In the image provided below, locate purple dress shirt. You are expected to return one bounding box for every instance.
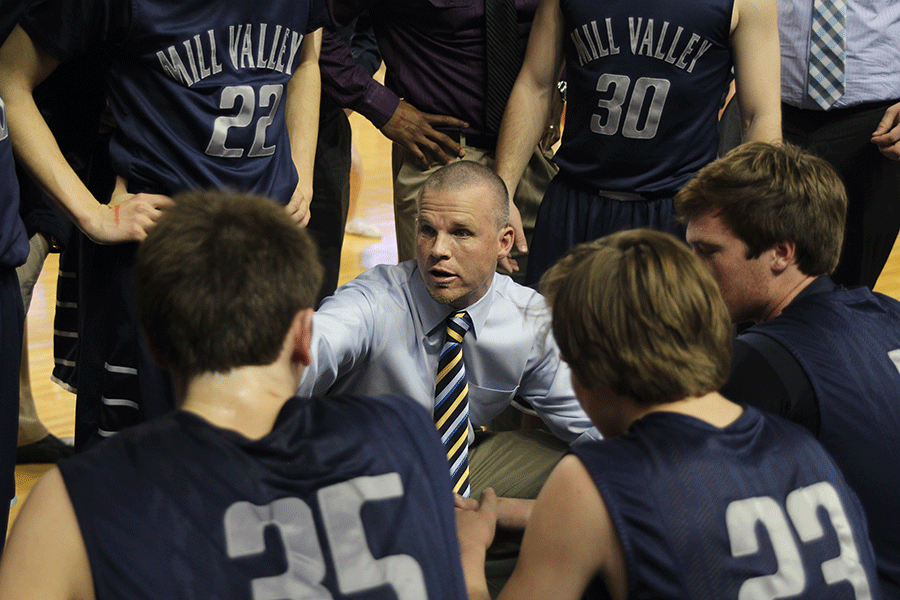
[320,0,538,135]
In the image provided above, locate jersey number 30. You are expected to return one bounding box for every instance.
[726,481,873,600]
[223,473,426,600]
[591,74,670,140]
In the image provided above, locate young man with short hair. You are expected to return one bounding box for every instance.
[0,191,467,600]
[677,141,900,597]
[457,229,880,600]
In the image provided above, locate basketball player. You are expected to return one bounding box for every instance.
[492,0,781,285]
[0,92,29,556]
[0,191,467,600]
[0,0,326,447]
[457,230,880,600]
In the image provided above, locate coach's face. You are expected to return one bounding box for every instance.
[686,211,774,324]
[416,184,514,309]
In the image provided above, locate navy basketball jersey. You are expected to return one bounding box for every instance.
[57,394,467,600]
[21,0,327,201]
[555,0,733,196]
[749,287,900,597]
[0,95,28,269]
[571,407,880,600]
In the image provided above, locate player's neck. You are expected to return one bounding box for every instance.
[639,391,743,429]
[178,363,299,440]
[760,268,816,322]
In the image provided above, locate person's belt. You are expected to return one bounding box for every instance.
[440,129,499,152]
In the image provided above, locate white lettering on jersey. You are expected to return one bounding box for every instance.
[726,482,873,600]
[570,18,712,72]
[223,473,427,600]
[155,24,306,87]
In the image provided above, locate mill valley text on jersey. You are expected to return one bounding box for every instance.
[570,18,713,73]
[156,24,306,87]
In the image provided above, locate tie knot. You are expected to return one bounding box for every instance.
[446,311,472,341]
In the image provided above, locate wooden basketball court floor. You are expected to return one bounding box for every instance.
[9,108,900,538]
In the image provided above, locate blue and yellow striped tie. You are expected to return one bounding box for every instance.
[434,311,473,498]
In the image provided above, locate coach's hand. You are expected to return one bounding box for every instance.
[872,102,900,161]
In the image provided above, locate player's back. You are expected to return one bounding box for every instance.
[748,285,900,596]
[57,393,466,600]
[571,405,880,600]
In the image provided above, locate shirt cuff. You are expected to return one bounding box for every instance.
[357,83,400,130]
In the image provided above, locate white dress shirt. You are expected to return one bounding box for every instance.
[298,261,597,444]
[779,0,900,109]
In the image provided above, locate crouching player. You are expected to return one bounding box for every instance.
[457,229,880,600]
[0,191,466,600]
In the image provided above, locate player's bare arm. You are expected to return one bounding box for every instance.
[285,27,322,227]
[0,26,171,244]
[493,0,565,267]
[0,468,95,600]
[730,0,782,144]
[458,455,624,600]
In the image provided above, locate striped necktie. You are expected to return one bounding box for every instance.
[434,311,473,498]
[808,0,846,110]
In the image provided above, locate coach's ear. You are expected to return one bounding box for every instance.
[290,308,314,367]
[497,224,515,261]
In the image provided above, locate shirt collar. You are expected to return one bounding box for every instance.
[408,262,496,340]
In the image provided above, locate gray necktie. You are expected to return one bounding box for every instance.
[807,0,847,109]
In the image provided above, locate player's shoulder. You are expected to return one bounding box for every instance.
[58,412,186,471]
[300,394,445,467]
[304,393,434,434]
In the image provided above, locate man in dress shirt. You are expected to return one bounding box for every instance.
[779,0,900,288]
[676,141,900,596]
[299,160,595,503]
[320,0,561,278]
